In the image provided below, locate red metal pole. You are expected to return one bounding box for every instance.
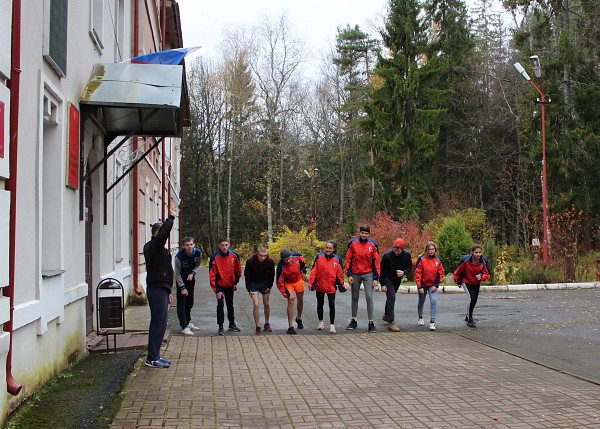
[528,79,549,265]
[5,0,23,396]
[312,176,318,239]
[132,0,141,295]
[540,91,549,265]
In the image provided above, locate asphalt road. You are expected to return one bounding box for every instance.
[171,267,599,384]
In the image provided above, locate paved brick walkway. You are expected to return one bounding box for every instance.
[111,331,600,428]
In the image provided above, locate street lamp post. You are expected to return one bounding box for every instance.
[514,56,550,265]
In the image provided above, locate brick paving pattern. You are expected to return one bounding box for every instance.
[111,332,600,428]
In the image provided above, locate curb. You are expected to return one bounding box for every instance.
[355,282,600,294]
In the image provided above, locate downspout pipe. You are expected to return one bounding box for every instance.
[161,0,167,249]
[132,0,141,295]
[5,0,23,395]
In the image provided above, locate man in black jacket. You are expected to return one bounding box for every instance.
[143,202,177,368]
[244,247,275,335]
[380,238,412,332]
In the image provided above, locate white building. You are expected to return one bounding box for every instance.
[0,0,185,423]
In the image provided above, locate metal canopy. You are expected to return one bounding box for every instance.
[78,62,186,222]
[80,62,184,138]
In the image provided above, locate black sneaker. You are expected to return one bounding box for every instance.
[467,320,477,328]
[465,315,469,322]
[263,323,272,332]
[217,325,224,336]
[296,318,304,329]
[228,323,241,332]
[346,319,357,330]
[382,314,389,323]
[368,321,378,333]
[255,326,262,335]
[287,326,297,335]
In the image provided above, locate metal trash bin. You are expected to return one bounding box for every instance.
[96,278,125,353]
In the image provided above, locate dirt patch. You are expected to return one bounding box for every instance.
[6,349,143,429]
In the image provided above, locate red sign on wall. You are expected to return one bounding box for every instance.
[67,103,80,189]
[0,101,5,158]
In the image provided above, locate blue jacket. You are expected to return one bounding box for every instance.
[175,248,202,290]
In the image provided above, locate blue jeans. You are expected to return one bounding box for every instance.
[147,286,170,361]
[351,273,374,321]
[417,287,438,322]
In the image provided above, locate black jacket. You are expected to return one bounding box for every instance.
[379,248,412,288]
[143,216,174,291]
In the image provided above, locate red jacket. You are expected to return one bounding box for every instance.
[454,257,490,285]
[308,253,345,294]
[415,255,444,288]
[209,250,242,293]
[345,237,381,278]
[276,253,306,297]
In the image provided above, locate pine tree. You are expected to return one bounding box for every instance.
[361,0,449,218]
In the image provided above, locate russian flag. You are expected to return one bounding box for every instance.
[129,47,201,65]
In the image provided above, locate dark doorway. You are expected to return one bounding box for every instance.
[85,177,94,334]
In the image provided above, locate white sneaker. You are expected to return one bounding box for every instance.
[317,321,324,330]
[429,322,436,331]
[187,322,200,331]
[418,318,425,326]
[329,324,336,334]
[181,327,194,336]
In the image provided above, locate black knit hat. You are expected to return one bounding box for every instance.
[280,248,293,259]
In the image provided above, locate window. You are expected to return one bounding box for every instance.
[114,160,122,262]
[153,187,158,223]
[43,0,68,77]
[145,179,150,242]
[115,0,125,61]
[41,83,64,274]
[90,0,104,50]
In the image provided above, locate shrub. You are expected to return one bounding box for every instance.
[425,208,494,245]
[356,211,432,256]
[269,226,327,265]
[507,262,561,284]
[575,251,600,282]
[232,242,254,262]
[493,244,520,284]
[435,217,473,273]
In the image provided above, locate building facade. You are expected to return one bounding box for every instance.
[0,0,184,422]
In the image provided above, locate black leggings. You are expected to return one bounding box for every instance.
[463,283,480,321]
[316,291,336,324]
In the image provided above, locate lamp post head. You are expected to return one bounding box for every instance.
[529,55,542,78]
[513,62,531,81]
[314,167,319,177]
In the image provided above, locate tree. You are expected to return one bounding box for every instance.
[249,15,305,242]
[361,0,449,218]
[334,25,380,202]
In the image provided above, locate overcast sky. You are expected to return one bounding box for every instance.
[177,0,389,67]
[177,0,512,72]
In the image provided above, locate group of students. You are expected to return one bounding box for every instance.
[141,205,490,369]
[206,224,491,337]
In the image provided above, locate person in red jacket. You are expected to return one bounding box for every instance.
[415,241,444,331]
[276,248,308,334]
[345,225,381,333]
[209,238,242,336]
[308,240,346,334]
[454,244,490,328]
